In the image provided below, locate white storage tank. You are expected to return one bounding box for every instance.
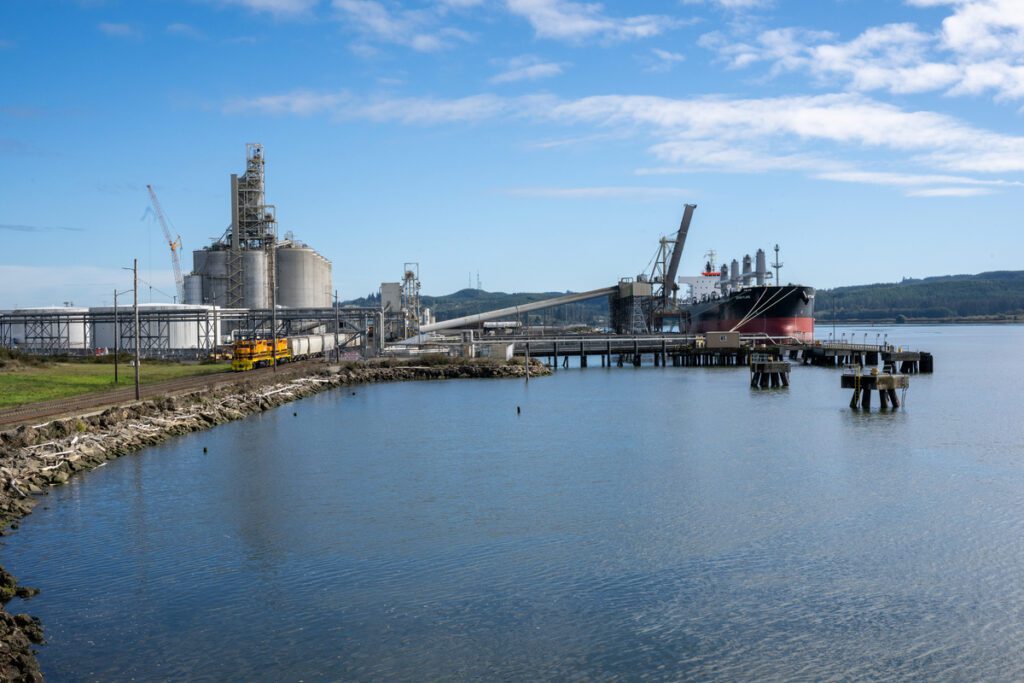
[243,250,269,309]
[11,307,90,350]
[277,243,332,308]
[90,304,220,352]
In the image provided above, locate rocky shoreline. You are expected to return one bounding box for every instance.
[0,359,548,681]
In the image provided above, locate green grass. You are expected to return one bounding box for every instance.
[0,362,230,409]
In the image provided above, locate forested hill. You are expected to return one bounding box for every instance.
[820,271,1024,322]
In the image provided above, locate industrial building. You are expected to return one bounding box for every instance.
[183,144,332,309]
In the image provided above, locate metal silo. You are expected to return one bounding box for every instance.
[200,250,229,307]
[184,275,203,305]
[276,244,331,308]
[243,250,269,309]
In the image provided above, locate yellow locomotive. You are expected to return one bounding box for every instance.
[231,338,291,371]
[230,333,335,371]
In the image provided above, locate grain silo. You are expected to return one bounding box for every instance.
[183,144,333,309]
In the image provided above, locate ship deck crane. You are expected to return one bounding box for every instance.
[146,185,185,303]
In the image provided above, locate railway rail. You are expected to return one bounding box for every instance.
[0,361,325,430]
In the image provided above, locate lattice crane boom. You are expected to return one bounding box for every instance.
[146,184,185,303]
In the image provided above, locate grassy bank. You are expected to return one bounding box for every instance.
[0,361,230,409]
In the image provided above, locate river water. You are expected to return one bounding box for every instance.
[5,325,1024,681]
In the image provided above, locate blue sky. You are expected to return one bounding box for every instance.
[2,0,1022,307]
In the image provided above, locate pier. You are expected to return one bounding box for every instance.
[486,335,933,376]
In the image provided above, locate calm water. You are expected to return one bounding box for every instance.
[5,325,1024,681]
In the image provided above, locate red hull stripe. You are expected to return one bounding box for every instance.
[692,317,814,340]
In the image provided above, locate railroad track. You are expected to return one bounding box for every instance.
[0,361,327,429]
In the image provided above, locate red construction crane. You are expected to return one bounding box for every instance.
[146,185,185,303]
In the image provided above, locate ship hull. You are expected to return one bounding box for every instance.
[682,285,815,341]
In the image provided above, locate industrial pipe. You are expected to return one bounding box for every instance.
[418,286,618,334]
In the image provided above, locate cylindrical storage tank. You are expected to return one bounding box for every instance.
[730,259,740,288]
[277,245,331,308]
[184,275,203,305]
[13,308,90,350]
[742,255,753,286]
[323,256,334,306]
[7,317,25,346]
[755,249,767,286]
[200,250,228,308]
[90,304,217,352]
[243,250,269,309]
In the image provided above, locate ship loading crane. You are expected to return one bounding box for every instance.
[660,203,696,307]
[146,185,185,303]
[638,203,695,332]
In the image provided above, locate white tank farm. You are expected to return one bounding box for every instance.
[9,307,90,349]
[276,243,332,308]
[90,304,221,350]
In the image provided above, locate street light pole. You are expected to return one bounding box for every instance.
[271,246,278,372]
[113,289,119,384]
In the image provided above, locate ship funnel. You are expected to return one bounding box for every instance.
[742,254,753,287]
[719,263,730,295]
[730,259,740,289]
[755,249,767,286]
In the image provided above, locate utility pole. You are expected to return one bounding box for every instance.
[271,244,278,372]
[113,289,119,384]
[334,289,340,363]
[133,258,141,400]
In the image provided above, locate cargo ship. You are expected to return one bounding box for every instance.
[676,249,815,341]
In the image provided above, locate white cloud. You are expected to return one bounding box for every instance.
[907,186,995,196]
[167,23,205,40]
[98,22,142,39]
[816,170,1022,187]
[504,186,691,198]
[490,55,566,84]
[212,0,319,16]
[643,47,686,72]
[225,89,509,123]
[712,0,772,8]
[505,0,684,42]
[224,89,352,115]
[702,1,1024,100]
[333,0,474,52]
[225,89,1024,184]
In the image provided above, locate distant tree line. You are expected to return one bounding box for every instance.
[818,271,1024,321]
